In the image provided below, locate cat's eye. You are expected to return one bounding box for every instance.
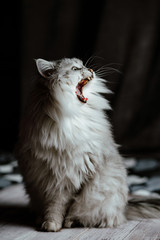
[72,66,82,71]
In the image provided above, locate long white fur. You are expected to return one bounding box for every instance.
[17,57,159,232]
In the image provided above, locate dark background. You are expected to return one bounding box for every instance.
[1,0,160,158]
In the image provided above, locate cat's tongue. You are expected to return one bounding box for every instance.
[75,78,90,103]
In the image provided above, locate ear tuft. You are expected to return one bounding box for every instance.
[35,58,55,78]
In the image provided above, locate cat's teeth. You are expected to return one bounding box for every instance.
[87,75,93,81]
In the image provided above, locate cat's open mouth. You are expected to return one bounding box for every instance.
[75,71,93,103]
[75,77,92,103]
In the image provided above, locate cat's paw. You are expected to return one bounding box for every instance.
[64,219,73,228]
[41,220,62,232]
[106,214,126,228]
[97,212,126,228]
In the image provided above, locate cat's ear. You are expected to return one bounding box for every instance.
[35,58,55,78]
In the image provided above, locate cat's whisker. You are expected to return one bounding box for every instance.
[96,69,114,74]
[96,70,116,75]
[96,63,121,70]
[95,68,122,78]
[87,64,98,71]
[96,66,121,75]
[85,55,105,68]
[85,56,95,67]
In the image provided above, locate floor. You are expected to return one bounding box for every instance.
[0,184,160,240]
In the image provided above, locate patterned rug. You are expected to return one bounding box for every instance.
[0,153,22,189]
[125,158,160,196]
[0,152,160,196]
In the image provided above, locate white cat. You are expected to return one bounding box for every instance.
[16,57,160,232]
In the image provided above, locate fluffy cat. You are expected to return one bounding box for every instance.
[16,57,160,232]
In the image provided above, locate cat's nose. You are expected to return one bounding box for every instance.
[88,68,93,73]
[88,68,93,80]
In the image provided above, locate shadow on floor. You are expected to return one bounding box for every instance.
[0,204,34,227]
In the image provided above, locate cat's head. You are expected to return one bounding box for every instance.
[36,58,94,104]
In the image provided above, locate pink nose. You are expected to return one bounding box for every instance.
[88,68,93,73]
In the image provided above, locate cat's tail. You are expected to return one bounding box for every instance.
[125,196,160,220]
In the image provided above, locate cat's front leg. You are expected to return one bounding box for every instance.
[65,154,128,228]
[41,192,71,232]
